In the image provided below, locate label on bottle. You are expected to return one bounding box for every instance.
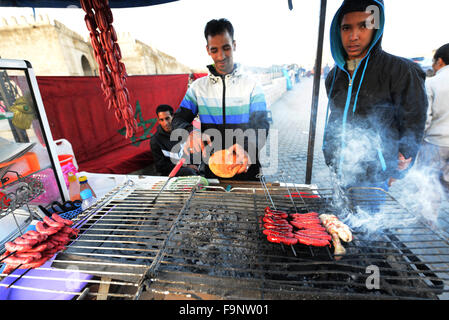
[80,188,93,200]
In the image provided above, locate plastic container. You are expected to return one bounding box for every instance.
[79,176,97,211]
[68,172,81,201]
[58,154,78,188]
[54,139,78,169]
[0,152,40,186]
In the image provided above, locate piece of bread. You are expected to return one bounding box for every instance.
[208,149,245,178]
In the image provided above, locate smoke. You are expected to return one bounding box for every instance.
[325,124,446,235]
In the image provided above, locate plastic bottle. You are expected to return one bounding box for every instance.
[68,172,81,201]
[79,176,97,210]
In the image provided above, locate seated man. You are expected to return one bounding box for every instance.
[150,104,199,176]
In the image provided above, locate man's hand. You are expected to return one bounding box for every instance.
[227,144,250,174]
[183,131,211,158]
[388,152,412,187]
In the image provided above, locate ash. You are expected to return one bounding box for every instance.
[164,205,260,279]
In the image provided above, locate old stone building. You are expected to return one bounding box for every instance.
[117,32,192,75]
[0,14,196,76]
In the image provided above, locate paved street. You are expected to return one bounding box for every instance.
[262,76,331,187]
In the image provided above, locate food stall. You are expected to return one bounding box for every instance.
[0,0,449,301]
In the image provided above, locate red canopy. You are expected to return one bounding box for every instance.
[38,74,189,174]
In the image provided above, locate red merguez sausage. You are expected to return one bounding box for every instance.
[267,234,298,246]
[49,233,71,244]
[36,221,59,235]
[22,231,47,242]
[294,234,330,247]
[15,251,42,261]
[290,212,319,219]
[262,216,289,225]
[43,216,65,229]
[19,255,50,270]
[52,213,74,226]
[291,217,321,223]
[20,242,50,253]
[263,229,295,238]
[290,220,325,230]
[295,231,332,241]
[13,236,38,247]
[5,241,33,252]
[264,207,288,219]
[264,223,293,231]
[2,254,35,265]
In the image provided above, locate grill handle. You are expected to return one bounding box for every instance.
[169,157,186,178]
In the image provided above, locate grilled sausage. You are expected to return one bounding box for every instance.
[262,216,290,225]
[290,212,319,219]
[52,213,74,226]
[290,221,326,231]
[36,221,60,235]
[20,242,50,253]
[267,234,298,246]
[13,236,39,247]
[5,241,33,252]
[264,207,289,219]
[263,223,293,231]
[22,230,47,242]
[2,254,35,265]
[295,231,332,241]
[263,229,296,238]
[14,251,42,261]
[294,234,330,247]
[43,216,65,229]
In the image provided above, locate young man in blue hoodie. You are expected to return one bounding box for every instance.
[323,0,428,211]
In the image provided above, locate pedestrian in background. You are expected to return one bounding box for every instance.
[414,43,449,220]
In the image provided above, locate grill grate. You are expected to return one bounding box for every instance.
[142,186,449,300]
[3,178,449,300]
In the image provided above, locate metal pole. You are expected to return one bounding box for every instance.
[305,0,327,184]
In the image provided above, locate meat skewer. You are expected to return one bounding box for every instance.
[319,214,353,259]
[331,233,346,260]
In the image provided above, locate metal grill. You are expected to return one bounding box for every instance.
[144,184,449,300]
[2,177,449,300]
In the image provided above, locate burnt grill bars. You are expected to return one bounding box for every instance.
[1,176,449,300]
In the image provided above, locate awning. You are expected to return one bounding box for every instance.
[0,0,178,8]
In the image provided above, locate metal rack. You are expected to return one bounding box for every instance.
[2,176,449,300]
[0,170,44,225]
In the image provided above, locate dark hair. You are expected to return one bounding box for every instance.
[338,0,380,25]
[434,43,449,65]
[156,104,173,116]
[204,18,234,41]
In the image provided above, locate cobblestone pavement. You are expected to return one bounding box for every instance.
[262,76,331,187]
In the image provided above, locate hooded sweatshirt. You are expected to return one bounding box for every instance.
[323,0,428,185]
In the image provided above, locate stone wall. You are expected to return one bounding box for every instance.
[117,32,192,75]
[0,15,96,76]
[0,15,193,76]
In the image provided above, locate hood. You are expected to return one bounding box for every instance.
[330,0,385,71]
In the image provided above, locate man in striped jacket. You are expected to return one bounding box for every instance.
[172,18,270,181]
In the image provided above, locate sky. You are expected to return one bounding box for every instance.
[0,0,448,70]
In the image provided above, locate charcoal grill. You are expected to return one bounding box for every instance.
[2,176,449,300]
